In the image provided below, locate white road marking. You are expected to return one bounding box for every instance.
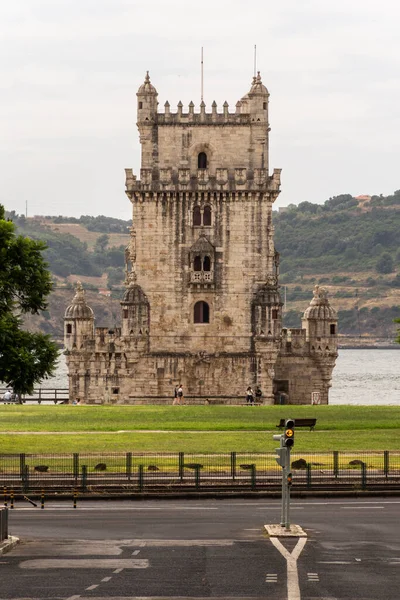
[340,506,384,509]
[132,550,140,555]
[270,536,307,600]
[113,568,124,573]
[101,577,112,582]
[19,559,148,569]
[318,561,352,564]
[126,539,234,546]
[265,573,278,582]
[86,585,99,591]
[307,572,319,582]
[66,596,81,600]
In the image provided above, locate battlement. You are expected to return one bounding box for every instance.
[125,167,281,195]
[153,100,266,126]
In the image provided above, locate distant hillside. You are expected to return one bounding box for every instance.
[6,192,400,345]
[274,192,400,343]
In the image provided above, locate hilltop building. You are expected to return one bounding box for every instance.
[64,72,338,405]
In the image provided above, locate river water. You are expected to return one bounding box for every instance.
[44,349,400,406]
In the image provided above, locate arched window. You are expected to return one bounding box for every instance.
[66,324,72,334]
[203,205,211,226]
[194,256,202,271]
[198,152,207,169]
[193,205,201,226]
[194,301,210,324]
[203,256,211,271]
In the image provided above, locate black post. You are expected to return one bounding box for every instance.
[73,453,79,482]
[384,450,389,478]
[361,462,367,490]
[306,463,312,488]
[179,452,184,481]
[23,465,29,493]
[333,451,339,478]
[231,452,236,481]
[19,453,26,479]
[82,465,87,493]
[250,464,256,490]
[126,452,132,482]
[195,465,201,489]
[138,464,144,492]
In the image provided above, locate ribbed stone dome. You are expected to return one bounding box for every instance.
[303,286,337,320]
[121,283,148,305]
[64,282,94,320]
[137,71,157,95]
[254,281,282,306]
[249,72,269,96]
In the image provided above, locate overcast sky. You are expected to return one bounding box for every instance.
[1,0,399,219]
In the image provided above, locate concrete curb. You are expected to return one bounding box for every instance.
[0,536,20,555]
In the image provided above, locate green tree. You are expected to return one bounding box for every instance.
[376,253,394,274]
[0,205,59,395]
[94,233,109,253]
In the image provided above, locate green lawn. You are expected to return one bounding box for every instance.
[0,405,398,452]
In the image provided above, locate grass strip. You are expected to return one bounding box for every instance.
[0,405,400,433]
[0,430,397,453]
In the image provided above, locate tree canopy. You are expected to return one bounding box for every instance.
[0,205,59,395]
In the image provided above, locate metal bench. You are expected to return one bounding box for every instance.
[276,418,317,431]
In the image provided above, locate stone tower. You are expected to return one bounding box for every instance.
[124,71,283,402]
[64,72,338,405]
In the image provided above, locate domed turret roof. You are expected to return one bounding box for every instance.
[64,282,94,320]
[253,279,282,306]
[121,283,149,305]
[137,71,158,95]
[249,71,269,96]
[303,286,337,320]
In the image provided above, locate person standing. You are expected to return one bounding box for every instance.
[177,384,184,405]
[246,386,254,405]
[255,386,262,404]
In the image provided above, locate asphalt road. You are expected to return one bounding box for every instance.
[1,496,400,600]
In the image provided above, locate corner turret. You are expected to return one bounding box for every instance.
[302,286,338,348]
[64,282,94,351]
[240,71,269,122]
[137,71,158,124]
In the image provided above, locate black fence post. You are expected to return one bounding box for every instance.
[138,465,144,492]
[231,452,236,481]
[250,464,256,490]
[333,451,339,478]
[23,465,29,493]
[19,453,26,479]
[126,452,132,482]
[361,462,367,490]
[307,463,312,488]
[73,453,79,483]
[179,452,184,481]
[195,465,201,489]
[81,465,87,493]
[384,450,389,478]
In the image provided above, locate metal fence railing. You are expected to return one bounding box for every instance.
[1,451,399,494]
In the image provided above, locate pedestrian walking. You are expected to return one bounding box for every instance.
[177,384,184,405]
